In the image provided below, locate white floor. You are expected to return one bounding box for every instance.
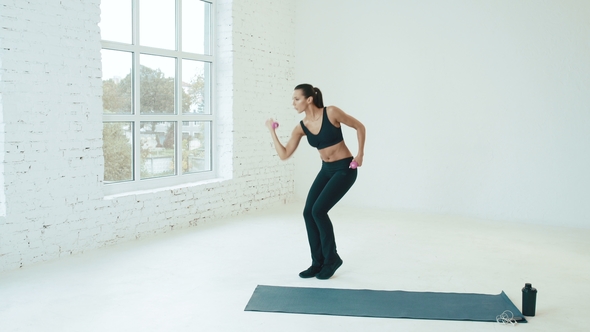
[1,203,589,332]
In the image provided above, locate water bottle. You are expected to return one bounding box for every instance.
[522,283,537,316]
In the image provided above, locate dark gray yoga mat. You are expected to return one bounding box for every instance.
[245,285,527,323]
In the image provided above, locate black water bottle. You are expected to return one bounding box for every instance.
[522,283,537,316]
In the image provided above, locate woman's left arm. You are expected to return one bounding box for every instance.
[329,106,366,166]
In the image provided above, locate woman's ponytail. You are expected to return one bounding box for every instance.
[313,87,324,108]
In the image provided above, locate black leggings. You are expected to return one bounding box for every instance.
[303,157,357,267]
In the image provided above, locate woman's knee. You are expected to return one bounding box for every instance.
[311,204,328,220]
[303,205,314,220]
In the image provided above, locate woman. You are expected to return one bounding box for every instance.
[266,84,366,280]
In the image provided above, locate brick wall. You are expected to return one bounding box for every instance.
[0,0,297,272]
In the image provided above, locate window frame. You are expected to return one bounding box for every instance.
[100,0,217,195]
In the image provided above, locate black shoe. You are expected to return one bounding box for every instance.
[316,257,343,280]
[299,265,322,278]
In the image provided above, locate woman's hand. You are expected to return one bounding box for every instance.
[265,118,276,131]
[353,155,364,167]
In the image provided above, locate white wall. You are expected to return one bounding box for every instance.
[0,0,297,272]
[294,0,590,227]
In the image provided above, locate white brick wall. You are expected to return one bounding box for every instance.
[0,0,297,272]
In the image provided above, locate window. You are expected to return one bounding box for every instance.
[99,0,215,194]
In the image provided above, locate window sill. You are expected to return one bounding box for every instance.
[103,176,229,200]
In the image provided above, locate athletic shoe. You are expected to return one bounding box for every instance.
[316,257,343,280]
[299,265,322,278]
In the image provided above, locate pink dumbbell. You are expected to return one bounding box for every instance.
[349,161,358,169]
[272,122,279,129]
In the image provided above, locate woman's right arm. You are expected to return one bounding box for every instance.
[266,118,304,160]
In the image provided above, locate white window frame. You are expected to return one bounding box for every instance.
[101,0,217,195]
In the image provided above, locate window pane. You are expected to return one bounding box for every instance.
[140,54,176,114]
[182,0,211,54]
[140,122,176,179]
[102,50,133,114]
[103,122,134,183]
[140,0,175,50]
[182,121,211,173]
[182,60,210,114]
[99,0,132,44]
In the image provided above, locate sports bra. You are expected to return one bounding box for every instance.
[300,107,344,149]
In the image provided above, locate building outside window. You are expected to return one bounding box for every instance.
[99,0,215,194]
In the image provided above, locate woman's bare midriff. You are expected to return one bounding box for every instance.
[318,141,353,162]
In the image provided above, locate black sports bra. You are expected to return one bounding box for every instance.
[300,107,344,149]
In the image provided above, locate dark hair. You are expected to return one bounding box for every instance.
[295,83,324,108]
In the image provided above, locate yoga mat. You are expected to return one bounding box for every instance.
[245,285,527,323]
